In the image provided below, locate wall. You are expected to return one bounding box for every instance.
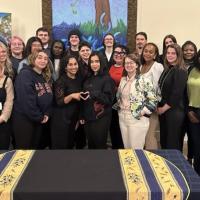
[0,0,42,43]
[137,0,200,52]
[1,0,200,52]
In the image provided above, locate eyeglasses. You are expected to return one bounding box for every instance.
[124,61,136,66]
[114,51,125,56]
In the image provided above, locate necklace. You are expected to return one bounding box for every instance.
[140,62,154,74]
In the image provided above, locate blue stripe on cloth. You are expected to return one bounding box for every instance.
[135,149,162,199]
[0,151,16,174]
[165,160,190,199]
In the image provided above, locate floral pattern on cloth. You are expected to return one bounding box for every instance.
[117,75,158,119]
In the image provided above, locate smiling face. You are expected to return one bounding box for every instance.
[183,44,195,61]
[37,31,50,45]
[166,47,177,65]
[69,35,80,47]
[0,45,7,64]
[113,47,125,65]
[34,51,49,71]
[66,57,79,77]
[124,57,138,75]
[31,41,43,53]
[10,38,24,56]
[79,46,91,62]
[142,44,156,63]
[90,55,100,74]
[104,34,114,48]
[165,37,174,47]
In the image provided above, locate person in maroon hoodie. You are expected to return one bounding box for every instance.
[12,50,53,149]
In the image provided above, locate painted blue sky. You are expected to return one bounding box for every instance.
[52,0,127,26]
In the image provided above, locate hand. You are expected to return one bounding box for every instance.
[80,119,85,125]
[157,104,171,115]
[188,111,200,123]
[71,93,81,101]
[41,115,49,124]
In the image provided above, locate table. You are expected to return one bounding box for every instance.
[0,150,199,200]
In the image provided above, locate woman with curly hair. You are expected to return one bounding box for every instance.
[12,50,53,149]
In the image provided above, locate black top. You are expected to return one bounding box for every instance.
[100,49,115,72]
[14,67,53,122]
[10,56,23,79]
[158,66,188,109]
[53,74,82,119]
[82,74,115,121]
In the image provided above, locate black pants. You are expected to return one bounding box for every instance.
[188,121,200,175]
[159,108,185,150]
[0,121,11,150]
[109,109,124,149]
[85,114,111,149]
[51,109,78,149]
[12,112,42,149]
[180,116,193,159]
[75,124,86,149]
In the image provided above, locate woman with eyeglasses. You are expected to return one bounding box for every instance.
[109,44,128,149]
[117,54,157,149]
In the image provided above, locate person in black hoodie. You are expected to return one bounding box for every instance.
[12,50,53,149]
[51,55,82,149]
[82,52,115,149]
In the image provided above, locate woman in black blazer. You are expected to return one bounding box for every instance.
[157,44,187,150]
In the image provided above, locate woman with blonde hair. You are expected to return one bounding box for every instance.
[12,50,53,149]
[0,41,14,149]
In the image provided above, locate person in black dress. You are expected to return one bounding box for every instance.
[51,55,82,149]
[157,44,187,150]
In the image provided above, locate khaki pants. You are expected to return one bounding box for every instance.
[118,110,149,149]
[145,112,160,149]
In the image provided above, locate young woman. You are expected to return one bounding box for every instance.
[17,37,43,73]
[100,33,116,71]
[187,50,200,175]
[109,44,127,149]
[140,43,164,149]
[82,52,115,149]
[50,39,65,80]
[117,53,157,149]
[51,55,82,149]
[181,41,197,164]
[9,36,25,78]
[159,34,177,64]
[12,50,53,149]
[0,42,14,149]
[158,44,187,150]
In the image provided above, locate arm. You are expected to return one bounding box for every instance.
[0,78,14,123]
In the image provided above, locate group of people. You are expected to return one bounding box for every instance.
[0,28,200,175]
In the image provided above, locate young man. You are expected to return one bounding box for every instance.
[135,32,148,56]
[36,27,51,56]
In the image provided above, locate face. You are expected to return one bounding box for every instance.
[79,46,91,61]
[69,35,80,46]
[113,47,126,65]
[31,41,43,53]
[34,52,49,70]
[66,58,78,76]
[124,57,138,74]
[183,44,195,60]
[37,31,50,45]
[165,38,174,47]
[136,35,147,50]
[143,44,156,63]
[166,47,177,65]
[104,35,114,47]
[53,42,64,57]
[0,46,7,63]
[90,55,100,73]
[10,38,24,55]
